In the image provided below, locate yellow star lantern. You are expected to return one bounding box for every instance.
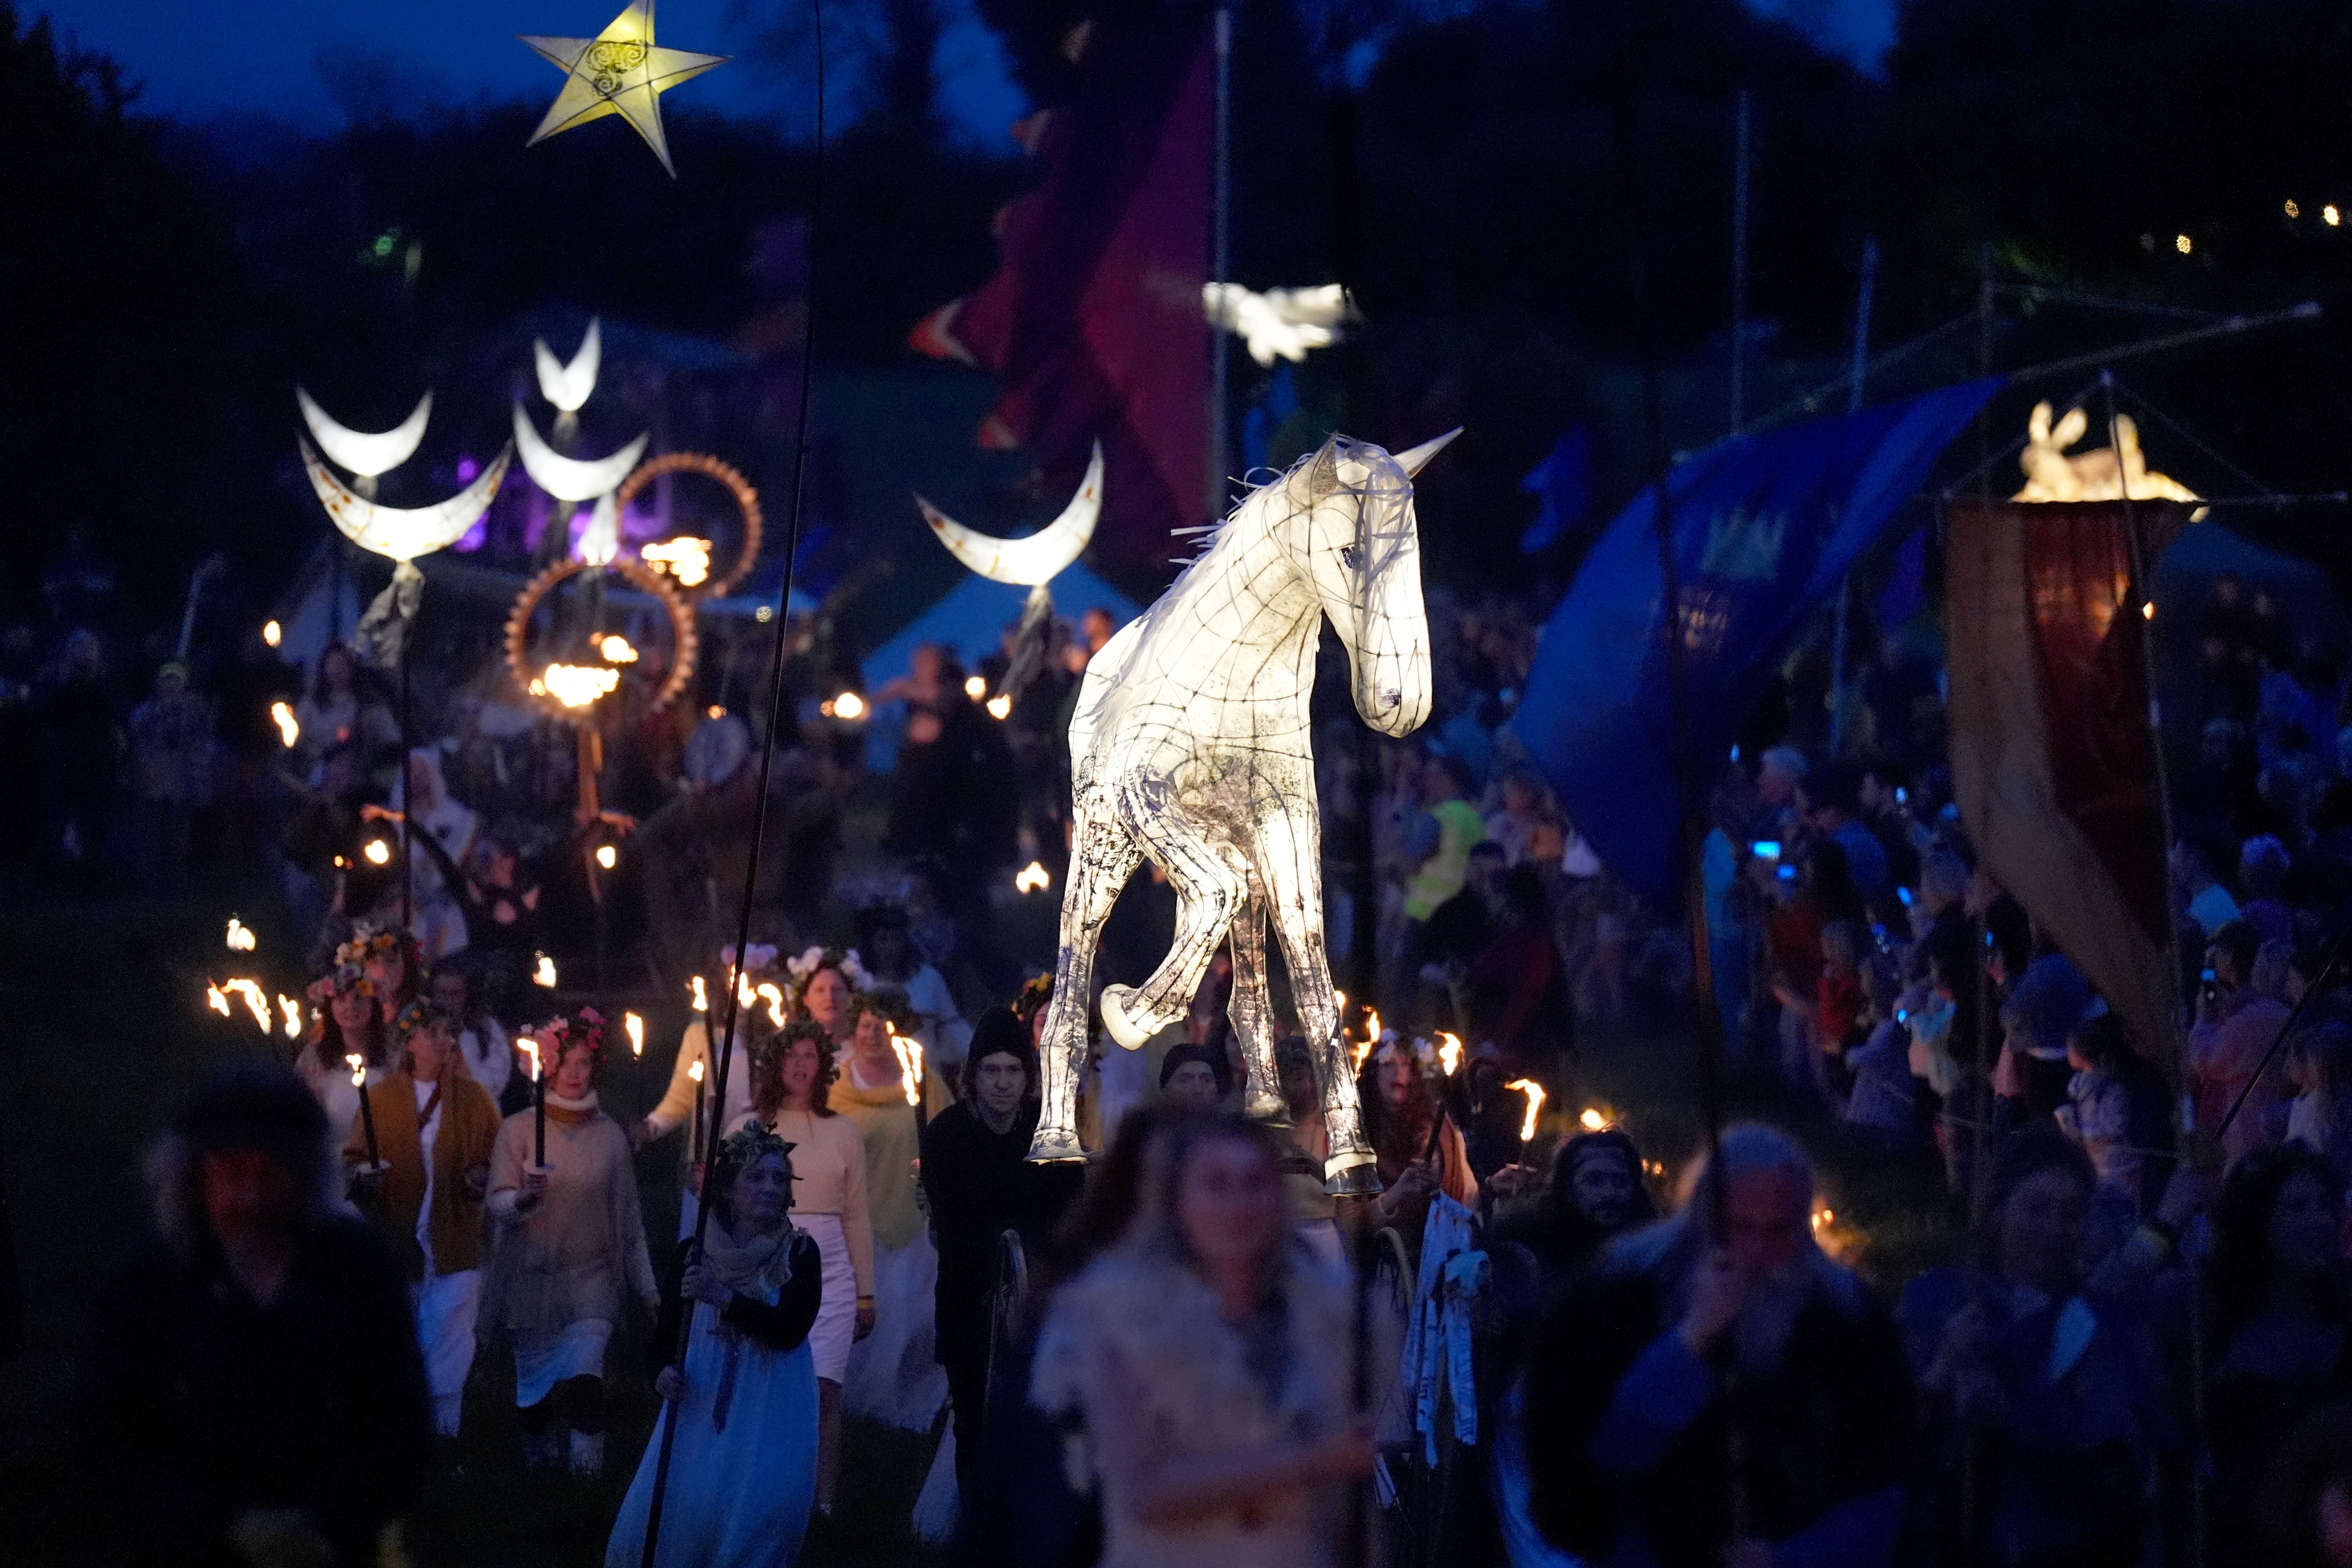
[520,1,727,177]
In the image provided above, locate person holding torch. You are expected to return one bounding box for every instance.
[345,995,501,1437]
[485,1008,657,1475]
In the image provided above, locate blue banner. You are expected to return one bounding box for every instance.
[1506,381,1998,903]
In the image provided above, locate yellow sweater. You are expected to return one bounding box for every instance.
[831,1058,957,1250]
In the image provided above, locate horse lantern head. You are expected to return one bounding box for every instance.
[1285,429,1456,739]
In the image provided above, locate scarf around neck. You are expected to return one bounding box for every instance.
[544,1089,600,1127]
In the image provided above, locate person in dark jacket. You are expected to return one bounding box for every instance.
[920,1008,1083,1494]
[87,1063,431,1568]
[1524,1122,1912,1568]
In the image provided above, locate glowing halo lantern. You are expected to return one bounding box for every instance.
[519,1,728,178]
[1024,429,1458,1194]
[618,451,763,598]
[912,440,1102,703]
[503,556,698,725]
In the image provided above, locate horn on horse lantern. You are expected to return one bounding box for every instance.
[1027,429,1459,1194]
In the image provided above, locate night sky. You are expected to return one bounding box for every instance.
[29,0,1029,139]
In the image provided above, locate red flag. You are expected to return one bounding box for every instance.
[1945,499,2194,1078]
[910,18,1212,566]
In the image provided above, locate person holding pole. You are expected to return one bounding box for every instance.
[485,1008,656,1475]
[605,1122,822,1568]
[345,994,501,1439]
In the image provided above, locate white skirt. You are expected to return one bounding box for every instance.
[515,1317,613,1407]
[415,1268,483,1399]
[843,1232,948,1431]
[795,1211,856,1384]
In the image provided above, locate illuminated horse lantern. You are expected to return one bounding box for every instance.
[1029,431,1458,1191]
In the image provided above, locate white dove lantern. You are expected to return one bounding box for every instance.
[1203,283,1354,368]
[534,318,601,439]
[912,442,1103,703]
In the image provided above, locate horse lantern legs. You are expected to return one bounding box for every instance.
[1028,805,1140,1163]
[1225,887,1286,1123]
[1254,801,1380,1194]
[1097,780,1250,1052]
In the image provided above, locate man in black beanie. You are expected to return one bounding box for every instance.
[920,1007,1082,1493]
[85,1062,430,1567]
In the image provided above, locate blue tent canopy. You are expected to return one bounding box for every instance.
[1507,381,1998,903]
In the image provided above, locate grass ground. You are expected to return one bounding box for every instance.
[0,897,1958,1566]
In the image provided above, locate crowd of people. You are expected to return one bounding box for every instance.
[40,554,2352,1568]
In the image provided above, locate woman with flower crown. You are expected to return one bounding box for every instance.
[831,987,952,1435]
[741,1018,872,1519]
[484,1007,658,1476]
[605,1123,823,1568]
[788,946,869,1067]
[296,944,392,1168]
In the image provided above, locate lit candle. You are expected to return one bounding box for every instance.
[1507,1079,1547,1144]
[348,1052,380,1167]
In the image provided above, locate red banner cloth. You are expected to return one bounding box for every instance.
[1945,499,2193,1079]
[909,18,1212,568]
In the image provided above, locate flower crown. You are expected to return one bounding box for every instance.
[784,945,871,998]
[530,1005,608,1063]
[308,961,374,1003]
[717,1120,795,1173]
[394,995,457,1038]
[335,924,412,972]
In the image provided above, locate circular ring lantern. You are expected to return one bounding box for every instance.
[504,556,699,724]
[617,452,762,599]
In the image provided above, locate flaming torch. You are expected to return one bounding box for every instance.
[1507,1079,1548,1145]
[521,1035,546,1166]
[348,1052,381,1167]
[687,1057,706,1167]
[279,995,302,1040]
[625,1011,646,1117]
[888,1023,927,1136]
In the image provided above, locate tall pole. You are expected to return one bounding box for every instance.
[1827,236,1875,760]
[1207,6,1232,526]
[1728,90,1751,436]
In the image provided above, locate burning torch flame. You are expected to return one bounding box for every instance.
[1436,1032,1462,1076]
[534,953,557,988]
[363,838,391,866]
[964,675,987,699]
[347,1051,367,1089]
[624,1012,645,1057]
[262,619,282,648]
[225,917,257,953]
[640,537,711,588]
[688,1057,704,1085]
[1365,1008,1383,1044]
[690,975,708,1013]
[1811,1205,1835,1233]
[827,691,866,721]
[599,635,639,664]
[542,663,621,708]
[889,1027,925,1109]
[1014,861,1051,894]
[206,983,230,1017]
[1580,1107,1607,1132]
[755,982,786,1027]
[280,995,303,1038]
[221,978,271,1034]
[269,701,299,748]
[985,694,1012,720]
[520,1037,542,1083]
[1508,1079,1548,1142]
[595,843,617,869]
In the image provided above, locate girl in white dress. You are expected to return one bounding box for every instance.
[740,1020,872,1516]
[607,1124,822,1568]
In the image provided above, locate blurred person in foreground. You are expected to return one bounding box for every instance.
[1524,1122,1911,1568]
[1031,1112,1371,1568]
[88,1063,429,1568]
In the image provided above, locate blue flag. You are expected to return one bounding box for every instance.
[1506,381,1998,903]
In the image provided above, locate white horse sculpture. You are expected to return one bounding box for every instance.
[1030,430,1457,1192]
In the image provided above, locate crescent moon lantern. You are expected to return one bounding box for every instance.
[915,440,1103,586]
[512,404,650,503]
[301,437,512,561]
[534,318,601,413]
[296,387,433,479]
